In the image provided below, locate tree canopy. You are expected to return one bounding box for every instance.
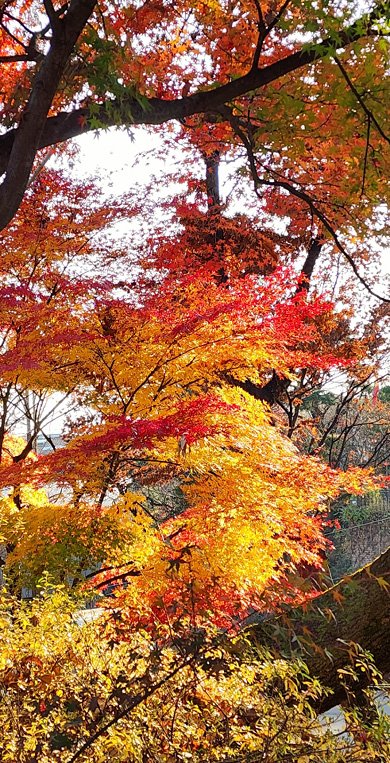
[0,1,389,761]
[0,0,389,262]
[0,165,389,760]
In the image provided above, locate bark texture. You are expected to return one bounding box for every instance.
[253,545,390,710]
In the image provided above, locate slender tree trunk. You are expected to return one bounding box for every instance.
[205,151,221,210]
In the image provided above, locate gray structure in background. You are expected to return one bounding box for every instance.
[36,433,63,455]
[329,486,390,579]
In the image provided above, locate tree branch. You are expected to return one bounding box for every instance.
[251,0,292,71]
[43,0,62,36]
[300,236,324,287]
[360,115,371,198]
[0,3,385,231]
[223,105,389,302]
[251,0,267,71]
[0,52,44,63]
[0,0,97,230]
[334,56,390,144]
[205,150,221,209]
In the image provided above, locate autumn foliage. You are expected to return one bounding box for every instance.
[0,170,387,758]
[0,1,389,760]
[0,169,382,635]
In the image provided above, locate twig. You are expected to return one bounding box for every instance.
[360,115,371,198]
[220,105,389,303]
[251,0,292,70]
[334,56,390,144]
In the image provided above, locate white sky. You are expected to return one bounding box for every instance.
[74,127,174,193]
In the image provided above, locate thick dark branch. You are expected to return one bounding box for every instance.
[93,568,141,590]
[251,0,267,70]
[252,0,292,71]
[300,236,324,287]
[0,0,97,230]
[222,370,290,406]
[0,3,384,231]
[43,0,62,35]
[0,52,44,62]
[12,434,36,463]
[205,150,221,209]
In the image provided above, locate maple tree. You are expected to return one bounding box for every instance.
[0,165,386,641]
[0,169,380,619]
[0,1,389,758]
[0,178,388,759]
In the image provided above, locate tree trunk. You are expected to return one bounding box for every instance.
[253,545,390,710]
